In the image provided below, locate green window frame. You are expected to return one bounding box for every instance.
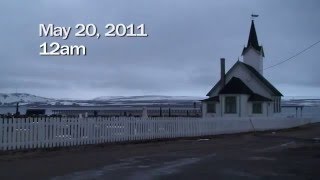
[225,96,237,114]
[252,102,262,114]
[207,102,216,113]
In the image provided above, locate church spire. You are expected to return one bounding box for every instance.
[242,18,265,75]
[241,20,264,57]
[247,20,259,50]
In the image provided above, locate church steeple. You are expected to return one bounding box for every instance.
[242,20,264,57]
[242,19,265,75]
[247,20,260,50]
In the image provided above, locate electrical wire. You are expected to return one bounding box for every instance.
[264,40,320,70]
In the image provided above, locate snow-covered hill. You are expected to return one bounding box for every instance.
[0,94,204,106]
[0,93,54,105]
[93,95,204,101]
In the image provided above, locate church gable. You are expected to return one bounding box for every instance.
[241,63,282,96]
[206,61,281,98]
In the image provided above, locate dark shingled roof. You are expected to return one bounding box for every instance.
[241,63,283,96]
[219,77,254,94]
[241,20,265,57]
[248,93,272,102]
[202,96,219,102]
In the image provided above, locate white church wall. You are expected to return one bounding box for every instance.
[271,96,282,114]
[243,48,263,74]
[217,101,222,117]
[265,102,273,117]
[226,64,273,99]
[216,101,222,117]
[203,95,276,118]
[239,94,249,117]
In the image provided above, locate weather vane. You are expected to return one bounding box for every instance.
[251,13,259,20]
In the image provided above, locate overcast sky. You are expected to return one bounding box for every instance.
[0,0,319,99]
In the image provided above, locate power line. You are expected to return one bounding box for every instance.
[264,40,320,71]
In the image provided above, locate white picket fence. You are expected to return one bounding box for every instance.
[0,117,316,151]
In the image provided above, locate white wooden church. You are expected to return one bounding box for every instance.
[202,20,282,117]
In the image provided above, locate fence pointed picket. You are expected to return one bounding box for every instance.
[102,117,105,143]
[3,118,7,150]
[83,117,86,145]
[47,118,51,148]
[100,117,104,143]
[57,118,61,147]
[98,117,102,143]
[69,118,73,146]
[77,117,81,145]
[89,117,93,144]
[7,118,12,150]
[23,118,27,149]
[53,117,57,148]
[44,117,48,148]
[63,118,67,147]
[75,117,78,146]
[26,118,31,149]
[64,118,67,147]
[95,118,98,143]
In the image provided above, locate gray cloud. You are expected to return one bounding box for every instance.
[0,0,320,99]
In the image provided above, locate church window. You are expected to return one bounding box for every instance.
[225,96,237,114]
[207,102,216,113]
[252,102,262,114]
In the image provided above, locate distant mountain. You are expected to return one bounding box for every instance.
[0,93,204,106]
[92,96,126,101]
[282,96,320,100]
[91,95,204,107]
[0,93,54,105]
[282,99,320,107]
[93,95,204,101]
